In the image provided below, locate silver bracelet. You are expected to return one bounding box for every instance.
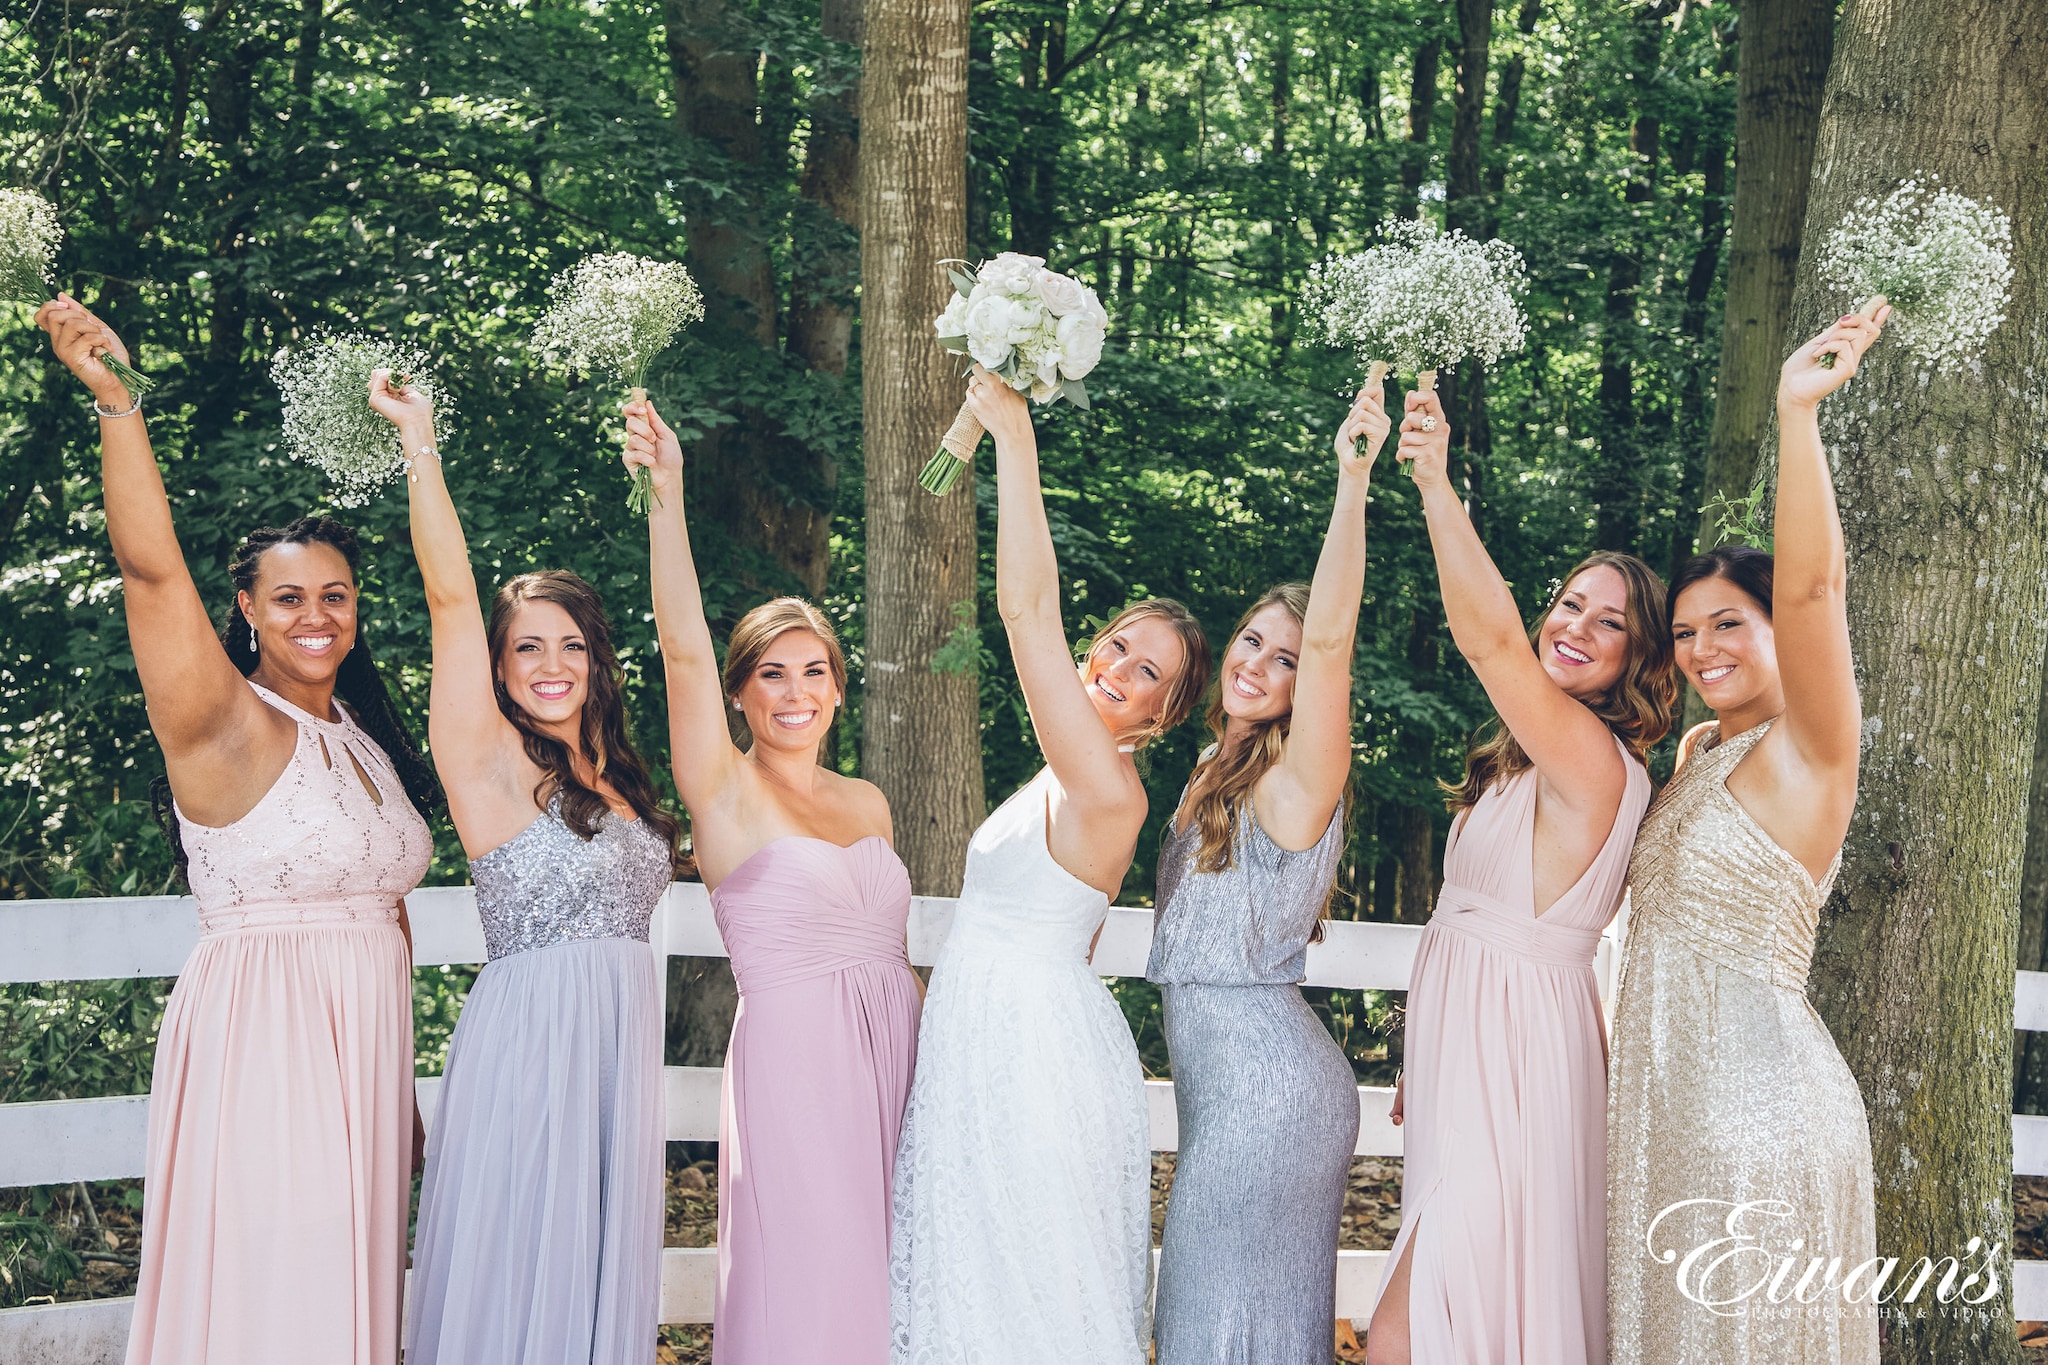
[401,444,442,482]
[90,394,142,419]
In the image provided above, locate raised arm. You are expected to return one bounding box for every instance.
[368,372,521,851]
[35,295,271,771]
[1257,381,1387,846]
[621,399,741,812]
[1398,388,1624,812]
[1768,308,1886,776]
[970,369,1142,818]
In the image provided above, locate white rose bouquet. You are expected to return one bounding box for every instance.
[922,252,1109,496]
[531,251,705,512]
[272,331,452,508]
[1306,218,1526,476]
[1,187,156,396]
[1816,176,2012,372]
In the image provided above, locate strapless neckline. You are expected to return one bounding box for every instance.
[715,833,897,893]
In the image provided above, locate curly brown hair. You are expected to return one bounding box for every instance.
[1442,551,1676,812]
[486,571,683,868]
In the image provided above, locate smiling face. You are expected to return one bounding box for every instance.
[1081,614,1190,743]
[239,540,357,687]
[1535,564,1633,701]
[1671,575,1779,715]
[1219,601,1302,727]
[732,628,841,752]
[494,598,591,732]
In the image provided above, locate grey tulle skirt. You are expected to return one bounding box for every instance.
[405,937,665,1364]
[1155,982,1358,1364]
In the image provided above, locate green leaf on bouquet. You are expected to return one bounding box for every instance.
[1059,377,1091,409]
[938,334,969,351]
[946,268,978,296]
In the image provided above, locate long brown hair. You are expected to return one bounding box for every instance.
[1442,551,1676,812]
[487,571,682,865]
[1081,597,1213,747]
[719,597,848,749]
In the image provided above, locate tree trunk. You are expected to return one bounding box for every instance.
[1480,0,1540,239]
[1798,3,2048,1359]
[1395,807,1437,923]
[787,0,863,379]
[1444,0,1492,239]
[1692,0,1833,555]
[665,0,836,595]
[1668,26,1734,586]
[1397,25,1442,221]
[2014,645,2048,1114]
[860,0,982,895]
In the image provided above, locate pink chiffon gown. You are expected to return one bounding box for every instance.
[709,836,923,1365]
[1372,738,1650,1365]
[126,682,432,1365]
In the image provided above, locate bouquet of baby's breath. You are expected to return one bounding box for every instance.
[1307,219,1526,477]
[0,187,156,396]
[922,252,1109,496]
[530,251,705,512]
[1817,176,2012,372]
[272,332,451,508]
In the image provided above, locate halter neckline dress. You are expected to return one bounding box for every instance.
[126,681,431,1365]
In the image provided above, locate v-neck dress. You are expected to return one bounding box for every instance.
[1371,738,1651,1365]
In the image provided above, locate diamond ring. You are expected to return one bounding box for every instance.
[1420,415,1438,432]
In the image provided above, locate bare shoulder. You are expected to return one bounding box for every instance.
[828,770,897,837]
[1672,719,1719,774]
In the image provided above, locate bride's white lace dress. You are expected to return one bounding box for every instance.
[889,766,1152,1364]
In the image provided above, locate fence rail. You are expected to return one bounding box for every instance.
[3,887,2043,1362]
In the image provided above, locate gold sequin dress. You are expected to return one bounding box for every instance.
[1606,719,1878,1364]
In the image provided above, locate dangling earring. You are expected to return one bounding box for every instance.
[247,622,258,655]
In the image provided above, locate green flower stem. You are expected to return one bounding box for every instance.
[919,449,968,497]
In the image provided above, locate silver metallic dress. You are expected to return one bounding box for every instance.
[1147,798,1357,1364]
[1607,720,1878,1364]
[406,797,672,1365]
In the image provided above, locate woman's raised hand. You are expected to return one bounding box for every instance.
[35,293,132,405]
[368,368,434,436]
[1396,388,1453,490]
[622,396,684,504]
[1334,378,1390,478]
[963,364,1033,448]
[1779,304,1891,410]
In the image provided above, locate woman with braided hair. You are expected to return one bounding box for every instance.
[38,294,441,1365]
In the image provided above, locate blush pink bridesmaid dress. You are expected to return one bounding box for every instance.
[126,682,432,1365]
[1372,737,1650,1365]
[709,836,923,1365]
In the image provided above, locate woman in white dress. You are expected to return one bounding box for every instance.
[889,366,1212,1365]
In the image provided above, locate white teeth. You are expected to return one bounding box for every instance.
[773,711,816,726]
[1096,679,1126,703]
[533,681,571,697]
[1232,675,1262,698]
[293,636,335,650]
[1699,665,1735,682]
[1555,642,1592,664]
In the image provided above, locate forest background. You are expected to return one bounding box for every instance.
[1,1,2044,1359]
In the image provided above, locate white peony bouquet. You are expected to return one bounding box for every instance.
[531,251,705,512]
[1306,217,1526,475]
[1,187,156,395]
[1816,176,2012,372]
[272,331,452,508]
[921,252,1109,496]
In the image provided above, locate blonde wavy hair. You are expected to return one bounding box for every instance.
[1080,597,1212,748]
[1441,551,1676,812]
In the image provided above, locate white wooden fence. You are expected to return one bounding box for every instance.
[3,886,2046,1362]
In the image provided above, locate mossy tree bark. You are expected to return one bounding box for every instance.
[859,0,983,895]
[1798,2,2048,1360]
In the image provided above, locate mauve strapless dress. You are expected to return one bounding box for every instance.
[710,836,922,1365]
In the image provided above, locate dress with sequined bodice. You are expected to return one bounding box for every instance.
[1607,719,1877,1365]
[406,796,671,1365]
[127,682,431,1365]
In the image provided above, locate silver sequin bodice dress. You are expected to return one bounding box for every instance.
[1146,797,1357,1363]
[1606,720,1878,1364]
[406,797,673,1365]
